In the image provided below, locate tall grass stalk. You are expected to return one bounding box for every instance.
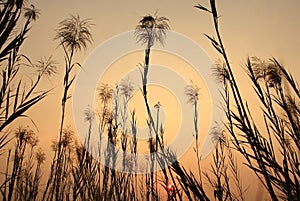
[196,0,299,200]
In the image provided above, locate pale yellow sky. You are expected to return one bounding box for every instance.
[12,0,300,198]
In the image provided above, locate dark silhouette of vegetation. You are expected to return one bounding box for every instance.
[169,0,299,200]
[42,14,93,201]
[0,0,299,201]
[0,2,54,200]
[0,1,51,152]
[185,81,202,181]
[135,13,171,200]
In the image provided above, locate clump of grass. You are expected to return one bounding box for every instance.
[2,127,45,201]
[0,2,52,154]
[194,0,300,200]
[42,14,93,201]
[2,1,299,201]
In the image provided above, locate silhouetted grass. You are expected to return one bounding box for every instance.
[0,1,299,201]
